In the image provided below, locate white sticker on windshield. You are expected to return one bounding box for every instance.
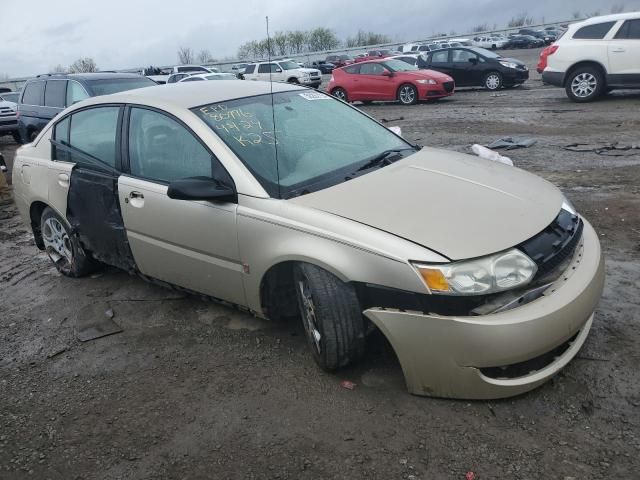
[299,92,330,100]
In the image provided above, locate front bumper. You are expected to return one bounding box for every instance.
[418,82,454,100]
[364,218,604,399]
[0,116,18,132]
[301,78,322,88]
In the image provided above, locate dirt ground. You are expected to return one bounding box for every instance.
[1,48,640,479]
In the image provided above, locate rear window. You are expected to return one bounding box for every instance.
[615,19,640,39]
[573,21,616,39]
[22,81,45,105]
[177,66,208,73]
[45,80,67,108]
[86,77,156,96]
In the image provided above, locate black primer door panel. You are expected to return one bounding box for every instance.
[66,167,136,272]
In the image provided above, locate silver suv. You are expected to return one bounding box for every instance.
[0,92,20,143]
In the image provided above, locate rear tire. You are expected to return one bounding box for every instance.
[331,87,348,102]
[565,66,603,103]
[287,78,299,84]
[40,207,98,278]
[293,263,365,371]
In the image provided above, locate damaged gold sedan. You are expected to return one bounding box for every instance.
[12,81,604,399]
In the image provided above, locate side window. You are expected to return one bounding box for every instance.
[431,51,449,63]
[451,50,477,63]
[21,81,45,105]
[244,65,256,74]
[44,80,67,108]
[360,63,384,75]
[128,108,219,183]
[615,19,640,39]
[69,107,120,167]
[53,116,70,161]
[343,65,360,74]
[257,64,271,74]
[573,21,616,39]
[66,81,89,106]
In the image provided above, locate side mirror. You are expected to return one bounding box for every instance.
[382,70,393,77]
[167,176,237,203]
[275,68,282,73]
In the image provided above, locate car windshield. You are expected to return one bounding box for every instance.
[468,47,501,58]
[1,93,19,103]
[279,61,299,70]
[193,90,411,198]
[88,77,157,95]
[385,59,418,72]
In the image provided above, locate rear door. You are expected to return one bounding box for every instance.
[608,18,640,85]
[117,106,245,304]
[448,49,478,86]
[426,50,454,77]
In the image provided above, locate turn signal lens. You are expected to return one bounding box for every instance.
[418,268,450,292]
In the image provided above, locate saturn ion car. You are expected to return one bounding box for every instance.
[12,81,604,399]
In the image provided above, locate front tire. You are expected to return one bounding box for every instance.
[397,83,418,105]
[331,87,348,102]
[293,263,365,371]
[40,207,97,277]
[484,71,503,90]
[565,67,604,103]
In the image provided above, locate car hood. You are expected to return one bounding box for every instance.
[290,147,563,260]
[297,68,321,75]
[403,69,453,82]
[0,100,16,109]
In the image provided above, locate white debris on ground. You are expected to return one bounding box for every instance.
[471,144,514,166]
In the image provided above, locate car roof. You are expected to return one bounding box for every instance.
[77,80,305,110]
[574,12,639,27]
[32,73,145,81]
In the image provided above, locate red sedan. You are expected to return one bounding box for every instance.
[327,59,455,105]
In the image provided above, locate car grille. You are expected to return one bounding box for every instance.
[517,209,583,281]
[443,81,454,93]
[0,107,13,114]
[0,119,17,126]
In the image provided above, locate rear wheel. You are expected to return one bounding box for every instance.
[565,67,603,103]
[40,207,97,277]
[293,263,365,371]
[287,78,299,84]
[484,71,503,90]
[331,87,348,102]
[397,84,418,105]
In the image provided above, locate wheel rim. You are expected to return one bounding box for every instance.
[571,73,597,98]
[333,89,346,100]
[42,217,73,268]
[399,86,415,104]
[486,74,500,90]
[297,280,322,355]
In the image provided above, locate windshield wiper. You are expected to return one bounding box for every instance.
[356,147,417,172]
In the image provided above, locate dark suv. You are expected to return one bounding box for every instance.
[18,73,156,143]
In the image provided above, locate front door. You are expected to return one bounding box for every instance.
[608,19,640,86]
[358,63,395,100]
[118,106,245,305]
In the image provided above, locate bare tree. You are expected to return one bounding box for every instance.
[346,30,391,48]
[287,31,307,54]
[68,58,98,73]
[472,23,490,33]
[197,49,215,64]
[508,12,534,28]
[306,27,340,52]
[273,31,289,56]
[573,10,582,19]
[611,3,625,13]
[177,47,194,65]
[50,64,66,73]
[0,72,9,81]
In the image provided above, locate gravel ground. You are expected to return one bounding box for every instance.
[1,48,639,479]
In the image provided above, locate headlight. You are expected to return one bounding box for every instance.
[562,197,577,215]
[412,248,537,296]
[416,79,437,85]
[499,61,519,69]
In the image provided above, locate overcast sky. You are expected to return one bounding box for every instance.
[2,0,638,77]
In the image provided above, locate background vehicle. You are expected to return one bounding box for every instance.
[542,12,640,102]
[17,73,156,143]
[325,54,353,67]
[354,50,394,63]
[0,94,19,143]
[421,47,529,90]
[232,63,249,78]
[390,54,421,66]
[0,92,20,103]
[518,28,556,44]
[143,65,217,84]
[506,35,545,48]
[243,60,322,88]
[305,60,335,74]
[327,58,454,105]
[473,35,509,49]
[178,73,238,82]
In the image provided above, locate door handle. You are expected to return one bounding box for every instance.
[127,191,145,208]
[129,191,144,199]
[612,47,625,53]
[57,173,69,188]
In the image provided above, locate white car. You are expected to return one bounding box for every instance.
[146,65,218,84]
[243,60,322,88]
[178,73,239,82]
[543,12,640,102]
[473,36,509,50]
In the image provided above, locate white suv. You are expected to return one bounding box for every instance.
[543,12,640,102]
[243,60,322,88]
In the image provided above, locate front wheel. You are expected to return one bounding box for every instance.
[293,263,365,371]
[565,67,604,103]
[398,84,418,105]
[484,71,503,90]
[331,87,348,102]
[40,207,97,277]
